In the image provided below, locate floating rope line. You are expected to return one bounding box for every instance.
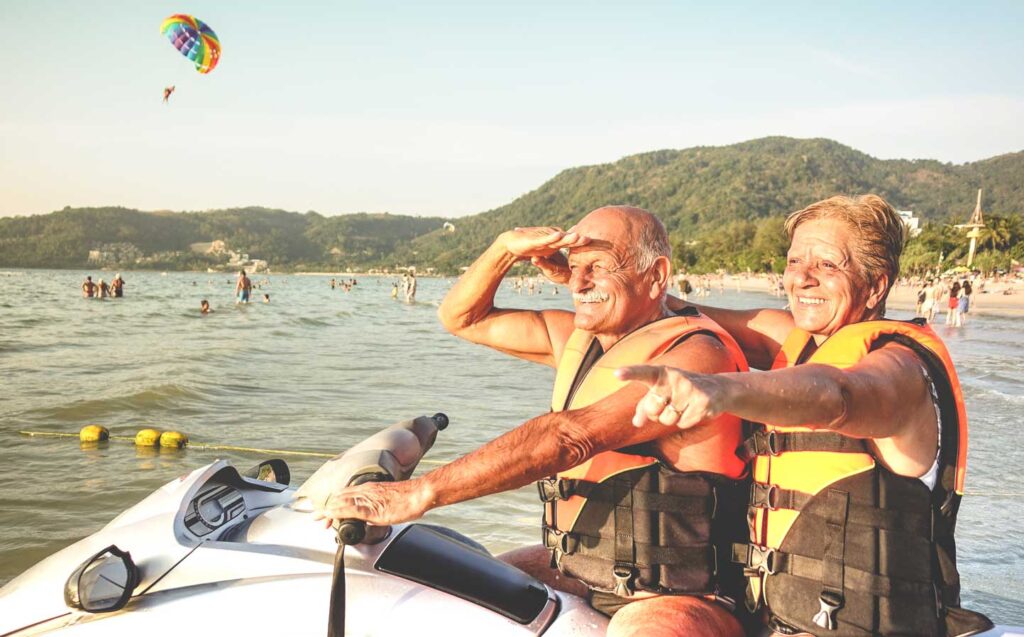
[17,430,447,465]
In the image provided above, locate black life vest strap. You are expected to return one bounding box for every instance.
[748,483,930,535]
[613,474,637,596]
[812,489,850,630]
[731,544,933,599]
[737,428,870,462]
[545,524,712,566]
[539,477,713,516]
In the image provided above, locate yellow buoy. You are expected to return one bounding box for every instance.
[134,428,162,447]
[159,431,189,449]
[79,425,109,443]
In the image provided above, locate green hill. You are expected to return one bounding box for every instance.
[2,137,1022,274]
[407,137,1024,273]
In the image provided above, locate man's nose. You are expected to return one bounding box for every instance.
[568,266,590,292]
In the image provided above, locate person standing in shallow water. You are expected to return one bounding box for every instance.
[235,270,252,304]
[403,270,417,302]
[110,274,125,298]
[81,276,96,298]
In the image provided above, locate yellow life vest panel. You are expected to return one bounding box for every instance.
[733,319,992,636]
[539,308,750,599]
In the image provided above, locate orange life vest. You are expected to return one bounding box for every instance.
[539,308,750,599]
[733,319,992,636]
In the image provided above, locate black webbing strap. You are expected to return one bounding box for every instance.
[813,489,850,630]
[552,529,711,566]
[733,544,933,599]
[748,483,930,536]
[750,483,814,511]
[613,475,636,596]
[738,429,870,462]
[543,478,711,515]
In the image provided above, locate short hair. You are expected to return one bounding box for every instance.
[631,211,672,272]
[784,194,906,311]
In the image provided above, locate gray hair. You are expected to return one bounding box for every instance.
[632,214,672,272]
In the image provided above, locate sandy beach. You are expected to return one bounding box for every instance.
[722,275,1024,318]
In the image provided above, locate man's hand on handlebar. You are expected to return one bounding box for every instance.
[313,479,432,529]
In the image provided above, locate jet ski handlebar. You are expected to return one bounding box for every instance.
[293,413,448,545]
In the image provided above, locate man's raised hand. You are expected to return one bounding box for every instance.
[501,226,589,261]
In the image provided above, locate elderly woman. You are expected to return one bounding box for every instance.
[618,195,992,636]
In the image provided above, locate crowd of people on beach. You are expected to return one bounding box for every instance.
[912,277,974,326]
[81,273,125,298]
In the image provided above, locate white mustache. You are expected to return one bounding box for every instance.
[573,291,609,303]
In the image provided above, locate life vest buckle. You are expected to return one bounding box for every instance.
[612,564,636,597]
[542,527,579,555]
[742,544,779,575]
[537,478,558,502]
[537,478,576,502]
[812,591,843,631]
[750,482,780,510]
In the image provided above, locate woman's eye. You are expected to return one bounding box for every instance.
[821,261,838,271]
[787,258,800,266]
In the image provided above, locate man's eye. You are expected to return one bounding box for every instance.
[787,258,800,266]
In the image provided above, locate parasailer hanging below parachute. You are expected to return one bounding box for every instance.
[160,14,220,101]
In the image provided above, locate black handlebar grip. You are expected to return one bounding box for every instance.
[337,520,366,545]
[432,413,449,430]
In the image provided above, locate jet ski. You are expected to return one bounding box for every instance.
[0,414,607,636]
[0,414,1018,636]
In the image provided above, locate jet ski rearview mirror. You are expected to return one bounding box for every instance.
[64,545,140,613]
[243,458,291,486]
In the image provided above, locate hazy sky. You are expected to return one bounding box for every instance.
[2,1,1022,218]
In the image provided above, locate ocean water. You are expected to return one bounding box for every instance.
[0,270,1020,622]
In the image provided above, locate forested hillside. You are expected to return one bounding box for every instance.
[2,137,1022,274]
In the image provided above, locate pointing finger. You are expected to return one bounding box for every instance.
[616,365,664,387]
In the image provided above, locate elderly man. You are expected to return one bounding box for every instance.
[317,206,749,637]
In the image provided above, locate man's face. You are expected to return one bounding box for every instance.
[566,211,655,336]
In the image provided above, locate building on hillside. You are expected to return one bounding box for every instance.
[189,239,228,255]
[88,243,143,265]
[897,210,921,237]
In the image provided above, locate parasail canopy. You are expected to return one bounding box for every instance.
[161,14,221,74]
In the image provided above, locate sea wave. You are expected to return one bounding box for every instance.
[25,383,208,422]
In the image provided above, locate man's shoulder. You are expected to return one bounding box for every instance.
[657,330,737,373]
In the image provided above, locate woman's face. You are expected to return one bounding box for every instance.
[783,218,883,340]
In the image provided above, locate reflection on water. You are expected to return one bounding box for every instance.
[0,270,1021,622]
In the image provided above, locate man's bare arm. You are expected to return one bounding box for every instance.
[437,228,584,367]
[316,334,739,525]
[418,334,736,509]
[665,295,792,370]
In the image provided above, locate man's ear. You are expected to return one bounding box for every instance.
[649,256,672,299]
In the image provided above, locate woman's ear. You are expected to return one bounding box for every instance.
[865,273,890,312]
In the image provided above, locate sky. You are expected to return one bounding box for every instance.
[2,0,1023,218]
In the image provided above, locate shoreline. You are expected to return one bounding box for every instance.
[724,275,1024,318]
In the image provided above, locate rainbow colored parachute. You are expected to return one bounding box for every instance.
[161,14,220,74]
